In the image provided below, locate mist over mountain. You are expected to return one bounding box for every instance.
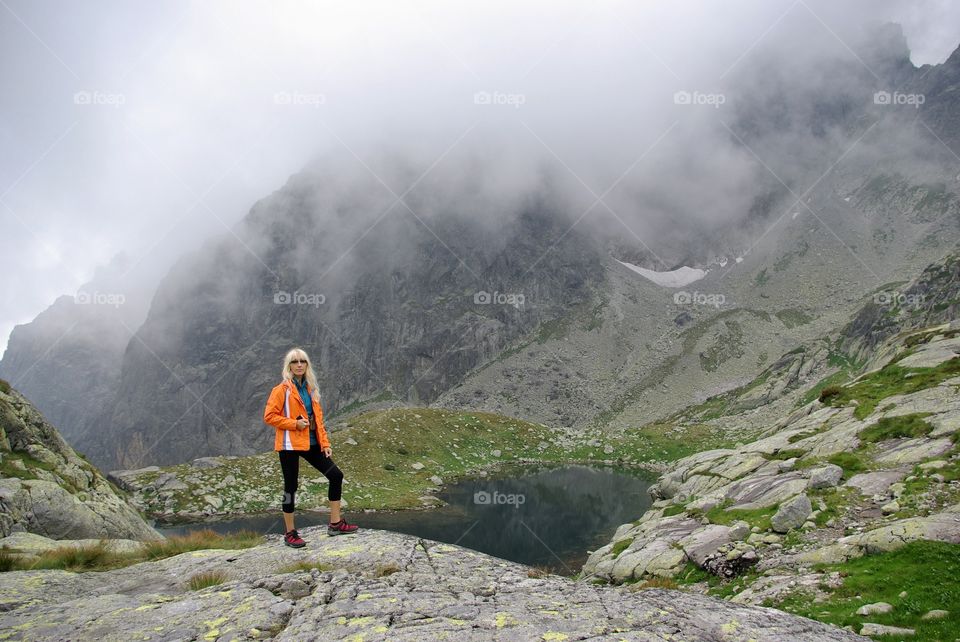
[2,13,959,471]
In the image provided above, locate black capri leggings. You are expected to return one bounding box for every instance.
[279,445,344,513]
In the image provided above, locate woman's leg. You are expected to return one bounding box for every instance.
[301,446,344,521]
[278,450,300,532]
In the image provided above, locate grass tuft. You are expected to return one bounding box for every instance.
[859,413,934,443]
[187,570,228,591]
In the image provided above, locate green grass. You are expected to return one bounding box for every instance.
[611,538,634,558]
[859,413,934,443]
[25,542,118,572]
[1,530,264,573]
[827,452,869,478]
[705,503,776,531]
[662,504,686,517]
[770,541,960,641]
[0,378,10,395]
[766,448,807,461]
[776,308,813,329]
[187,570,228,590]
[822,357,960,419]
[616,423,734,463]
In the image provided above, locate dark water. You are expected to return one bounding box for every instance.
[157,463,652,575]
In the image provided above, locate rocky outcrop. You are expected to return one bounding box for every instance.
[585,325,960,593]
[0,527,866,641]
[0,383,159,540]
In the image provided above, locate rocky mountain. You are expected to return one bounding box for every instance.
[0,526,866,641]
[2,26,959,472]
[0,254,150,447]
[0,379,159,540]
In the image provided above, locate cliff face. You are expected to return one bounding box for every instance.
[83,185,605,469]
[0,380,159,540]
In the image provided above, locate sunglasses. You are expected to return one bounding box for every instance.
[290,359,308,364]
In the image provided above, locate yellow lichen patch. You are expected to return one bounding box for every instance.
[337,616,348,625]
[539,609,561,616]
[348,616,375,627]
[720,620,740,635]
[323,545,365,557]
[542,633,569,641]
[447,618,466,625]
[204,616,229,629]
[355,593,373,601]
[203,629,220,640]
[374,625,389,633]
[135,603,159,611]
[495,612,519,628]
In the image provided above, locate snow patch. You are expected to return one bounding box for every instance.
[615,260,708,288]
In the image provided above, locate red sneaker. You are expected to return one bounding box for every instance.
[328,518,358,536]
[284,529,306,548]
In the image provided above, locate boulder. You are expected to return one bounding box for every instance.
[855,602,892,616]
[808,464,844,489]
[772,494,813,533]
[860,623,914,637]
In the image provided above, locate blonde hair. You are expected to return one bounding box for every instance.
[281,348,320,402]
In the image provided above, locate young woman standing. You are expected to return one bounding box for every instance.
[263,348,358,547]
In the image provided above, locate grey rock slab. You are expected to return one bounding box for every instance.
[724,472,809,510]
[873,438,954,465]
[845,470,909,496]
[0,528,866,641]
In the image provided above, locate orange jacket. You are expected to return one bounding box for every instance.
[263,379,331,451]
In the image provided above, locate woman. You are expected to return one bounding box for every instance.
[263,348,358,547]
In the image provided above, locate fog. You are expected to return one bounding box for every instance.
[2,0,959,355]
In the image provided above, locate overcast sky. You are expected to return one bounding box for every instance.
[2,0,959,357]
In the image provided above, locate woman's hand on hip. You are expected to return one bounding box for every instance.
[322,447,332,457]
[296,418,309,430]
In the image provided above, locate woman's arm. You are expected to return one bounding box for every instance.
[263,386,299,431]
